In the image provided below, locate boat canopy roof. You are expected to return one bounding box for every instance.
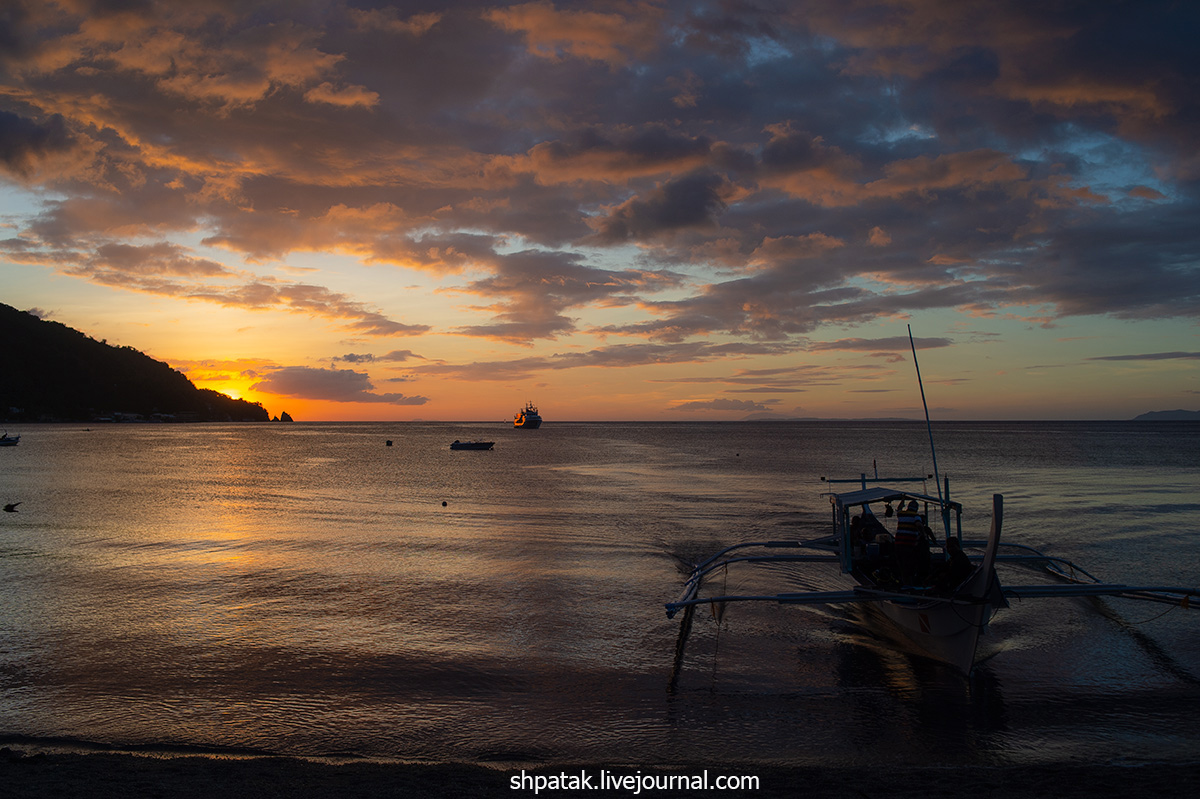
[831,486,961,513]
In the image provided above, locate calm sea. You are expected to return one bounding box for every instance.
[1,421,1197,767]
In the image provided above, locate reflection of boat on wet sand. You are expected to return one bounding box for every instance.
[666,328,1197,677]
[513,402,542,429]
[450,440,494,450]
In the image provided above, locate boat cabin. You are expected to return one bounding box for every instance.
[827,479,964,590]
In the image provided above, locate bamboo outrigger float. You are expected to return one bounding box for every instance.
[665,328,1196,677]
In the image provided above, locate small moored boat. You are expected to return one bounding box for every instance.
[450,440,494,450]
[0,432,19,447]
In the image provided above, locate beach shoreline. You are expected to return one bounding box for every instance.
[4,748,1198,798]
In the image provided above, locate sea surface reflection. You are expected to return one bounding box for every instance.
[0,421,1197,766]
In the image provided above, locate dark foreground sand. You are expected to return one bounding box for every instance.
[3,749,1199,798]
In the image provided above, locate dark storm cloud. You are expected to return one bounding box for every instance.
[585,171,732,244]
[527,125,716,178]
[1,0,1198,361]
[0,111,74,177]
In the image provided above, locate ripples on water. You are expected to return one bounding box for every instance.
[0,421,1197,766]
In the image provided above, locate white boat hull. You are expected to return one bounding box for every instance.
[872,595,992,674]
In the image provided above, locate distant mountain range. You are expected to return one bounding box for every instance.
[1132,409,1200,421]
[741,413,915,421]
[2,302,270,423]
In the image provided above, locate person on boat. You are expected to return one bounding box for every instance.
[939,535,974,589]
[851,515,879,546]
[849,515,864,558]
[894,501,924,541]
[893,500,933,584]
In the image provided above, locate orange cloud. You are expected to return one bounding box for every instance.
[303,82,380,108]
[1128,185,1165,200]
[762,146,1033,207]
[748,234,845,267]
[485,1,665,65]
[872,150,1028,197]
[347,9,442,36]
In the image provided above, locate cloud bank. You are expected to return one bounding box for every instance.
[2,1,1197,411]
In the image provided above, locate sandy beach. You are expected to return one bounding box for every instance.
[4,748,1199,798]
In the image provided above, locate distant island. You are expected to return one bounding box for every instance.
[1,302,271,423]
[742,413,915,422]
[1132,409,1200,421]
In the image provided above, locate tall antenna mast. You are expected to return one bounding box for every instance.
[908,324,944,507]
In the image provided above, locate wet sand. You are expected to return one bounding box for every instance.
[3,749,1197,798]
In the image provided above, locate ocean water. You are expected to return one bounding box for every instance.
[0,421,1197,767]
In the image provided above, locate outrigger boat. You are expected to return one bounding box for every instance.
[667,472,1195,675]
[665,329,1196,676]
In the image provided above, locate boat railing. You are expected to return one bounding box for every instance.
[960,540,1105,584]
[667,580,1001,618]
[1004,583,1197,607]
[684,539,838,574]
[667,589,865,616]
[959,541,1197,606]
[668,540,841,618]
[821,474,931,485]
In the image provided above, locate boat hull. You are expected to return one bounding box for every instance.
[848,492,1005,674]
[870,595,992,674]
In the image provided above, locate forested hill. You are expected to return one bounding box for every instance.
[2,302,270,422]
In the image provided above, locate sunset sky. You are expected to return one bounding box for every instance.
[2,0,1197,421]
